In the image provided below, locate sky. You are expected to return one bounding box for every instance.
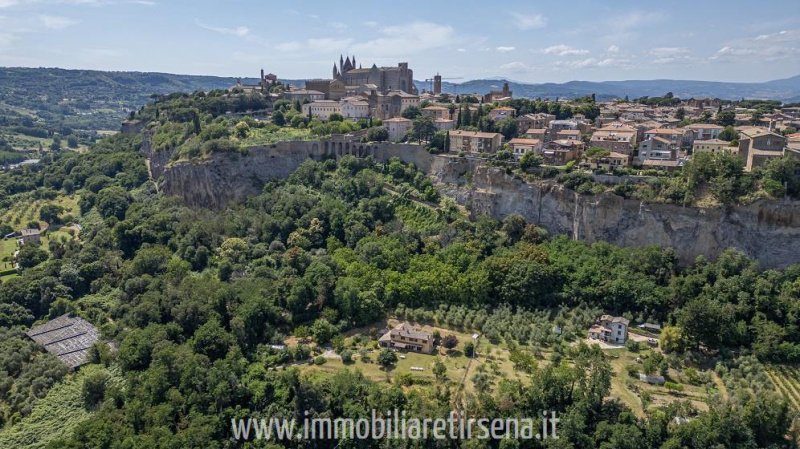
[0,0,799,84]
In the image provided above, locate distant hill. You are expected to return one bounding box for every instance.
[0,67,256,130]
[422,75,800,102]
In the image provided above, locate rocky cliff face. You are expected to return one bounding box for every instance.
[155,143,800,268]
[158,141,327,209]
[434,161,800,268]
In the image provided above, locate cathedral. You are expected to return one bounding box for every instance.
[330,55,417,95]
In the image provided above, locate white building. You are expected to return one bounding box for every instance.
[301,100,341,120]
[588,315,629,344]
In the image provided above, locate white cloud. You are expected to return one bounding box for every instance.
[541,44,589,56]
[195,19,249,37]
[457,48,466,52]
[648,47,696,64]
[349,21,458,57]
[607,45,620,53]
[499,61,534,73]
[711,29,800,62]
[39,14,77,29]
[0,0,19,8]
[555,57,630,69]
[329,21,347,31]
[276,37,354,54]
[510,12,546,30]
[496,46,515,53]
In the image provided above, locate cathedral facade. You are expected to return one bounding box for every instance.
[331,55,417,95]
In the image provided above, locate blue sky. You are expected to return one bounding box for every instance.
[0,0,798,83]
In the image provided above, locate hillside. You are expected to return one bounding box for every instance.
[0,67,257,130]
[426,74,800,101]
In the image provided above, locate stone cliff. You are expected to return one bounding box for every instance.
[153,141,800,268]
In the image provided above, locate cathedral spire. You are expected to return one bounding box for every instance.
[339,54,344,73]
[333,63,339,78]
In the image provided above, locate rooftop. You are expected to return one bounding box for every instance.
[26,314,101,369]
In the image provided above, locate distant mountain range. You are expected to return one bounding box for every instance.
[416,75,800,102]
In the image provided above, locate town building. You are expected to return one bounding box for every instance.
[738,127,788,171]
[684,123,723,141]
[542,140,583,165]
[483,82,512,103]
[301,100,341,120]
[488,106,516,121]
[693,139,735,155]
[384,117,413,141]
[448,130,503,154]
[516,113,555,133]
[282,89,325,103]
[588,315,629,344]
[378,322,433,353]
[332,55,417,94]
[367,90,420,120]
[421,105,450,120]
[434,119,455,131]
[638,137,676,162]
[507,138,543,159]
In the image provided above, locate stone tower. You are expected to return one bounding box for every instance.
[433,74,442,95]
[502,82,510,97]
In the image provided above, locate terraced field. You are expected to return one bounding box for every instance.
[766,365,800,411]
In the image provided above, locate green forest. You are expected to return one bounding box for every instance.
[1,93,800,448]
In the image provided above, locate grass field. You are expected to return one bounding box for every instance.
[300,320,527,399]
[0,194,80,229]
[604,348,714,417]
[0,365,123,449]
[238,127,314,147]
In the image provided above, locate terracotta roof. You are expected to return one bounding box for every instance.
[508,138,541,145]
[448,130,502,139]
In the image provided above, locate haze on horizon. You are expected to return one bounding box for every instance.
[0,0,798,84]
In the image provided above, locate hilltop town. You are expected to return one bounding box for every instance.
[226,56,800,181]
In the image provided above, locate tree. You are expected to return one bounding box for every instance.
[367,126,388,142]
[67,135,79,149]
[519,151,542,169]
[716,110,736,127]
[50,136,62,152]
[496,117,518,140]
[82,370,110,408]
[501,214,527,243]
[658,326,684,353]
[311,318,337,345]
[411,115,436,144]
[16,242,48,268]
[463,341,475,357]
[272,110,286,126]
[432,359,447,380]
[441,334,458,351]
[95,186,130,220]
[329,113,344,122]
[718,125,737,142]
[39,204,64,224]
[234,120,250,138]
[377,348,398,369]
[340,349,353,364]
[401,105,421,119]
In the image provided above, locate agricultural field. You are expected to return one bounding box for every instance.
[604,347,717,417]
[299,319,529,397]
[766,364,800,411]
[0,194,80,229]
